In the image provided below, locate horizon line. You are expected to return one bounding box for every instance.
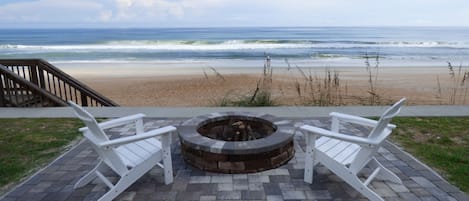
[1,25,469,30]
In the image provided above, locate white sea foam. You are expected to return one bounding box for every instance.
[2,40,467,52]
[1,40,310,51]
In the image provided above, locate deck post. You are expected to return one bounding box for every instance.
[0,75,5,106]
[81,94,88,106]
[29,64,39,87]
[37,64,46,90]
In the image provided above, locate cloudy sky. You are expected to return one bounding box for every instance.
[0,0,468,28]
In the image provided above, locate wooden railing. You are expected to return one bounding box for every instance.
[0,64,65,107]
[0,59,118,107]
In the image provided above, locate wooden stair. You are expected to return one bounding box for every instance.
[1,59,118,107]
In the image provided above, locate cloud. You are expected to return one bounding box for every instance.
[99,10,114,22]
[0,0,106,25]
[117,0,133,7]
[108,0,224,22]
[0,0,37,6]
[0,0,467,27]
[0,0,224,26]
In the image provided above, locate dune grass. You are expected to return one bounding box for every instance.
[217,91,275,107]
[213,56,276,107]
[0,118,83,192]
[391,117,469,192]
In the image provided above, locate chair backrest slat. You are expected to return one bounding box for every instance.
[68,101,128,175]
[349,98,405,173]
[368,98,406,142]
[68,101,108,142]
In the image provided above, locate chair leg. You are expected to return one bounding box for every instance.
[74,160,106,189]
[368,159,402,184]
[161,133,174,184]
[98,161,152,201]
[321,158,385,201]
[97,175,133,201]
[162,145,173,184]
[304,137,318,183]
[97,172,145,201]
[346,175,385,201]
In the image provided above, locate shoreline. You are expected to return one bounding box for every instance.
[55,62,450,78]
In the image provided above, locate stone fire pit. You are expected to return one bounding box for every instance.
[178,112,295,173]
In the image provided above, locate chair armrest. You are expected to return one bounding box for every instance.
[98,126,177,149]
[79,113,146,132]
[300,125,379,146]
[329,112,396,129]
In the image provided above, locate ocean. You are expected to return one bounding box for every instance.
[1,27,469,68]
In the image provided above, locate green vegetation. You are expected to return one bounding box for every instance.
[391,117,469,192]
[445,62,469,105]
[289,64,345,106]
[212,57,468,107]
[0,118,83,190]
[213,54,386,107]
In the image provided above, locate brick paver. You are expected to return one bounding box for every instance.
[1,118,468,201]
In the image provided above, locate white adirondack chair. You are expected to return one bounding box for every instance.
[300,98,406,201]
[68,101,175,201]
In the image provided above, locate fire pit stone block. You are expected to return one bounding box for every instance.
[178,111,295,173]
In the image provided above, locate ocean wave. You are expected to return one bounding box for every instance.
[0,41,309,51]
[1,39,468,52]
[311,40,468,48]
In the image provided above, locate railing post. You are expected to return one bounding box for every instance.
[81,94,88,106]
[37,64,46,89]
[29,65,39,87]
[0,75,5,106]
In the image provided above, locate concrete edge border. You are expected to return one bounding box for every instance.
[1,105,469,118]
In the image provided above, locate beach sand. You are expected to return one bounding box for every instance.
[56,63,468,106]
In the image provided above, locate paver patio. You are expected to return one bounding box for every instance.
[1,117,468,201]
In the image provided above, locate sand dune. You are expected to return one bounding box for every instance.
[58,63,468,106]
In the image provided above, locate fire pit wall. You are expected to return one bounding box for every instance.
[178,112,295,173]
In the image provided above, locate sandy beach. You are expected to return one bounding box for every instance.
[56,62,468,106]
